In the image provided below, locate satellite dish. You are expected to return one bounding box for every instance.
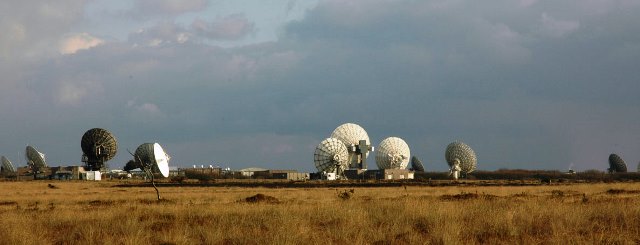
[25,145,47,169]
[445,141,477,175]
[134,143,170,178]
[314,138,349,176]
[375,137,410,169]
[1,156,16,173]
[330,123,370,151]
[81,128,118,171]
[330,123,373,169]
[608,153,627,173]
[410,156,425,172]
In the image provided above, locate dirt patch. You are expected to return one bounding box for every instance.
[440,192,497,201]
[0,201,17,206]
[139,199,176,205]
[606,189,640,195]
[87,200,118,207]
[245,194,280,204]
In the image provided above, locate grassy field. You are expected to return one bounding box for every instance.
[0,180,639,244]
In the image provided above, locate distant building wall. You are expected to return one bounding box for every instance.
[271,172,309,180]
[371,169,414,180]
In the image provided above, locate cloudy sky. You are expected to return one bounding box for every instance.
[1,0,639,172]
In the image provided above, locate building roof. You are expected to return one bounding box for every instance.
[239,167,268,172]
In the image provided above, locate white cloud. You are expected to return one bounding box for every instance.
[59,33,105,54]
[539,12,580,38]
[0,1,85,60]
[55,80,103,106]
[191,14,255,40]
[128,22,192,47]
[127,100,166,119]
[133,0,207,16]
[472,21,531,64]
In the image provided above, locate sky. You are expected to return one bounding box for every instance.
[1,0,640,172]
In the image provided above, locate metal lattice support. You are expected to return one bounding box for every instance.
[314,138,349,176]
[376,137,410,170]
[608,153,627,173]
[445,141,477,175]
[81,128,118,171]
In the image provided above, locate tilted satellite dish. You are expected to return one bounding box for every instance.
[375,137,410,169]
[445,141,477,174]
[1,156,16,173]
[314,138,349,174]
[608,153,627,173]
[330,123,373,169]
[25,145,47,169]
[134,143,170,178]
[330,123,370,151]
[81,128,118,171]
[410,156,425,172]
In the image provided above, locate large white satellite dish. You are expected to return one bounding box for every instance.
[330,123,373,169]
[314,138,349,174]
[330,123,371,151]
[25,145,47,169]
[375,137,410,169]
[134,143,170,178]
[1,156,16,173]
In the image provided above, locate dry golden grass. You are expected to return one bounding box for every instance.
[1,180,640,244]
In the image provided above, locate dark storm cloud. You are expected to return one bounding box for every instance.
[2,0,640,172]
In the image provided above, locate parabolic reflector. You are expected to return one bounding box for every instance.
[330,123,370,154]
[1,156,16,173]
[410,156,425,172]
[330,123,372,169]
[81,128,118,170]
[134,143,170,178]
[608,153,627,173]
[26,145,47,169]
[314,138,349,173]
[445,141,477,174]
[375,137,410,169]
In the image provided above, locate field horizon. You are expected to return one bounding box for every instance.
[1,180,639,244]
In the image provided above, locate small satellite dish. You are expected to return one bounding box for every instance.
[1,156,16,173]
[330,123,373,169]
[608,153,627,173]
[410,156,425,172]
[81,128,118,171]
[25,145,47,169]
[375,137,410,169]
[134,143,170,178]
[445,141,477,175]
[314,138,349,177]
